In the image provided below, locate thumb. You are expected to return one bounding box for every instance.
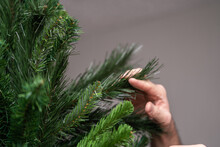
[145,102,171,126]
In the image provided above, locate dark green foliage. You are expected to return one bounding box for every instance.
[130,136,149,147]
[101,57,163,98]
[9,76,49,145]
[77,101,134,147]
[0,40,13,145]
[59,81,103,132]
[69,44,138,92]
[0,0,162,146]
[123,112,162,135]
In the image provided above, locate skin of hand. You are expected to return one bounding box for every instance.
[125,68,206,147]
[123,68,173,132]
[124,68,180,146]
[128,77,172,132]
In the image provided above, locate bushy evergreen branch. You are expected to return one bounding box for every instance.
[0,0,21,47]
[9,76,49,145]
[129,136,149,147]
[63,57,162,146]
[38,15,81,143]
[42,11,80,108]
[0,40,13,146]
[77,101,134,147]
[39,82,101,146]
[123,112,162,135]
[98,124,134,147]
[5,1,64,94]
[57,105,112,146]
[101,57,162,98]
[0,1,164,146]
[57,45,138,130]
[80,124,133,147]
[68,44,141,93]
[60,81,102,130]
[33,10,79,73]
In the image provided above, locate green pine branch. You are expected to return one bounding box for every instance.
[68,44,140,93]
[0,0,21,47]
[99,124,134,147]
[0,40,13,146]
[61,82,102,130]
[83,124,133,147]
[129,136,149,147]
[40,81,102,145]
[8,76,49,145]
[0,1,164,146]
[77,101,134,147]
[42,11,80,108]
[123,112,162,135]
[60,57,162,146]
[101,57,162,98]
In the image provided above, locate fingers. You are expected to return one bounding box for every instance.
[170,145,206,147]
[125,68,167,98]
[145,102,171,126]
[129,78,154,91]
[121,68,142,79]
[129,78,167,101]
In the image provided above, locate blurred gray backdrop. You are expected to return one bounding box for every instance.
[60,0,220,146]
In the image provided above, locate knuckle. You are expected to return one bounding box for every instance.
[151,106,158,117]
[156,84,164,89]
[156,84,166,93]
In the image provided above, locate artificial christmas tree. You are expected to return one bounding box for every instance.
[0,0,162,146]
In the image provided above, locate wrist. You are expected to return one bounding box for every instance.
[151,119,181,147]
[164,118,177,135]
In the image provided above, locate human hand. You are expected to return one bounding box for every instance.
[124,68,171,132]
[124,69,206,147]
[124,68,181,146]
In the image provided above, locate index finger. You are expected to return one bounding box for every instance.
[128,78,159,97]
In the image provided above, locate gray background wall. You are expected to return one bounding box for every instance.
[60,1,220,146]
